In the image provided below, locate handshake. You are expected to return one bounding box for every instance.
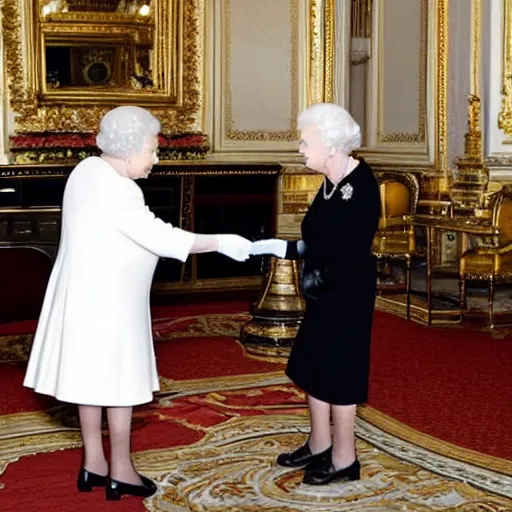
[218,236,287,262]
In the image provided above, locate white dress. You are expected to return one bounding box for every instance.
[23,157,195,406]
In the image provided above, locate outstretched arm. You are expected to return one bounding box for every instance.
[113,184,252,262]
[250,239,306,260]
[189,233,252,262]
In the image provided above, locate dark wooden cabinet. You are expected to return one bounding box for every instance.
[0,162,280,293]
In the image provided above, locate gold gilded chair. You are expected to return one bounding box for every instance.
[459,185,512,328]
[372,171,420,319]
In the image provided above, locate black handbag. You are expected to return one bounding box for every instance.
[300,265,328,301]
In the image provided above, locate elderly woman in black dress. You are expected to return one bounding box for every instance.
[251,103,381,485]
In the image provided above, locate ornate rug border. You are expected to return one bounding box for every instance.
[358,404,512,477]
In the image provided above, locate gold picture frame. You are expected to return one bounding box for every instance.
[2,0,204,133]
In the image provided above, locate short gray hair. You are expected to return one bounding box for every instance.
[298,103,361,154]
[96,106,161,160]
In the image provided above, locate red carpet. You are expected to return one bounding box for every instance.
[0,302,510,512]
[0,384,309,512]
[155,336,284,380]
[368,311,512,460]
[0,304,511,458]
[1,303,511,459]
[0,299,253,336]
[0,423,203,512]
[0,363,58,414]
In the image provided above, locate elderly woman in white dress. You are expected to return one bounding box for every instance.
[23,106,252,501]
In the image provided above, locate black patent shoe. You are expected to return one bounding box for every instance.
[106,474,157,500]
[276,442,332,468]
[303,457,360,485]
[77,468,108,492]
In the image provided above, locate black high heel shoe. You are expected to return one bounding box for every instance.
[303,457,361,485]
[106,474,157,500]
[276,442,332,468]
[77,468,108,492]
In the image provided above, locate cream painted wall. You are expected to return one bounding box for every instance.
[212,0,304,156]
[381,0,422,136]
[360,0,434,167]
[211,0,353,160]
[229,0,294,133]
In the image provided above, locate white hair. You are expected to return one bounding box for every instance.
[96,106,161,160]
[298,103,361,154]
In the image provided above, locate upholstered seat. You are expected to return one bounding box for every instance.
[459,186,512,328]
[372,172,419,319]
[372,234,415,256]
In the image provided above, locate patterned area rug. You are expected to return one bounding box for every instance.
[1,311,511,510]
[1,373,511,511]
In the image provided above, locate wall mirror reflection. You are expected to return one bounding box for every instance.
[36,0,179,102]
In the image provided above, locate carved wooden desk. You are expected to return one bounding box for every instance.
[411,215,499,325]
[0,161,280,294]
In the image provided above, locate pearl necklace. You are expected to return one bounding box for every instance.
[322,159,351,200]
[322,177,340,200]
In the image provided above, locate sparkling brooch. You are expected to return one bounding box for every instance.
[340,183,353,200]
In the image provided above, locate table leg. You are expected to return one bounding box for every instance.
[426,227,433,326]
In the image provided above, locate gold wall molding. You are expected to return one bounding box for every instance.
[307,0,335,105]
[0,4,8,164]
[377,0,428,144]
[276,169,323,238]
[1,0,205,134]
[222,0,299,143]
[435,0,448,175]
[361,0,449,192]
[214,0,334,153]
[323,0,335,103]
[360,0,444,170]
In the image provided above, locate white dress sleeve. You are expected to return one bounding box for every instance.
[112,179,195,262]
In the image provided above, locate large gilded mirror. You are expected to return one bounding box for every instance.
[3,0,203,133]
[38,0,176,99]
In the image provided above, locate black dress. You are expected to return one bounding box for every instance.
[285,160,381,405]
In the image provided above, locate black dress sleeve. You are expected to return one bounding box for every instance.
[285,240,306,260]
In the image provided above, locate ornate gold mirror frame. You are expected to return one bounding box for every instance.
[2,0,204,133]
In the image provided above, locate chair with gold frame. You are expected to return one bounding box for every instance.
[459,185,512,328]
[372,171,420,319]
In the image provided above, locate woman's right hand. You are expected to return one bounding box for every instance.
[250,239,287,258]
[217,234,253,261]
